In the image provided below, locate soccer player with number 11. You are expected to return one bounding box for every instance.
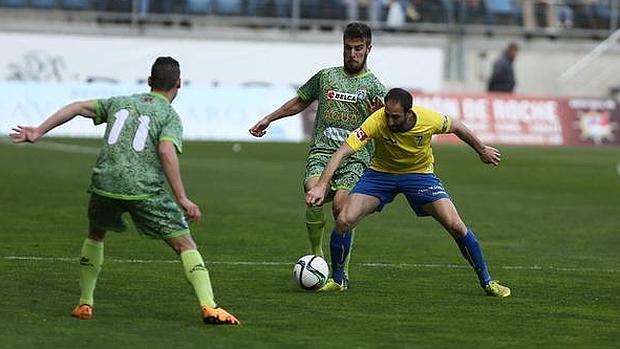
[10,57,240,325]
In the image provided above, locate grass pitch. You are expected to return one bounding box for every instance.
[1,138,619,348]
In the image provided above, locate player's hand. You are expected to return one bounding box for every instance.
[10,126,43,144]
[479,145,501,166]
[179,197,202,223]
[249,118,270,137]
[305,184,328,207]
[365,96,384,114]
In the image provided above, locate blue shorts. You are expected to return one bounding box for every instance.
[351,169,450,216]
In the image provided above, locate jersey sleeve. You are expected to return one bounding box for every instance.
[346,109,382,152]
[427,108,452,134]
[296,70,322,102]
[93,97,114,125]
[160,111,183,154]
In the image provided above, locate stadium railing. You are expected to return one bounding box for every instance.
[0,0,618,39]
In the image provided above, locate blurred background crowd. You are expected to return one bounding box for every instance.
[1,0,619,36]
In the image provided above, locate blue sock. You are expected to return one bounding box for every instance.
[329,229,352,284]
[455,229,492,286]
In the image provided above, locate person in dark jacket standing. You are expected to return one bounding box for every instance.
[488,43,518,93]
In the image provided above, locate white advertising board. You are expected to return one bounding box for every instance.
[0,32,443,91]
[0,82,303,141]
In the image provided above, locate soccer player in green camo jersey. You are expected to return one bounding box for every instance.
[249,22,386,286]
[10,57,240,325]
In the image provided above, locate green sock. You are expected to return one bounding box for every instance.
[180,250,216,308]
[78,238,103,306]
[305,206,326,257]
[343,229,355,276]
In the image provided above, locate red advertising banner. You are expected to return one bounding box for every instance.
[414,92,619,146]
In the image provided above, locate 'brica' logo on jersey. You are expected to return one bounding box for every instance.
[354,128,368,142]
[327,90,358,103]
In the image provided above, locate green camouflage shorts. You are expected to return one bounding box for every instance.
[87,191,190,240]
[304,153,366,195]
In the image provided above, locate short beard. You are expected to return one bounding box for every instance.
[344,53,368,75]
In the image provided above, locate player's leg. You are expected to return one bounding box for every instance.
[73,194,126,319]
[421,198,510,298]
[331,189,353,276]
[165,235,215,308]
[71,227,106,320]
[327,193,380,286]
[321,169,397,291]
[165,234,240,325]
[304,176,326,257]
[329,162,368,277]
[130,192,239,324]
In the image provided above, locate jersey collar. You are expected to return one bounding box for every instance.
[148,91,170,104]
[341,66,371,78]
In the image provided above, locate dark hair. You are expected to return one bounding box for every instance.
[150,56,180,90]
[385,88,413,111]
[343,22,372,45]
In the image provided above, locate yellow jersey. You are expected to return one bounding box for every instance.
[346,105,451,174]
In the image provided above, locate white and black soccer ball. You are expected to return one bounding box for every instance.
[292,255,329,290]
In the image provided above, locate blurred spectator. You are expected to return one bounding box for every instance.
[458,0,487,25]
[245,0,290,17]
[522,0,559,32]
[487,42,518,93]
[413,0,450,23]
[568,0,616,29]
[484,0,520,26]
[214,0,242,15]
[385,0,406,28]
[301,0,321,19]
[343,0,359,21]
[185,0,210,14]
[366,0,386,26]
[556,1,575,28]
[96,0,132,12]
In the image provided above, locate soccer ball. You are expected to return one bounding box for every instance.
[292,255,329,290]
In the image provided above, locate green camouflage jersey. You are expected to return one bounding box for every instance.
[297,66,386,166]
[90,92,183,200]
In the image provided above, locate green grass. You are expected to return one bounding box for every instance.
[1,138,619,348]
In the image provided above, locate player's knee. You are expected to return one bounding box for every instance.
[336,212,355,233]
[88,227,106,241]
[332,205,343,219]
[335,215,353,232]
[445,220,467,238]
[167,234,197,254]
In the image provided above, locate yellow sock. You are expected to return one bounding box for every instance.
[180,250,216,308]
[305,206,326,256]
[78,238,103,306]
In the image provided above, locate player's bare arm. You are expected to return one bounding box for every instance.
[305,143,356,207]
[10,100,97,144]
[159,141,201,222]
[450,117,501,166]
[249,96,312,137]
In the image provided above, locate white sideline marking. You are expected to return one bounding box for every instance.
[3,256,617,273]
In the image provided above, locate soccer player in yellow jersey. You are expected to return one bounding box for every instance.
[306,88,511,297]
